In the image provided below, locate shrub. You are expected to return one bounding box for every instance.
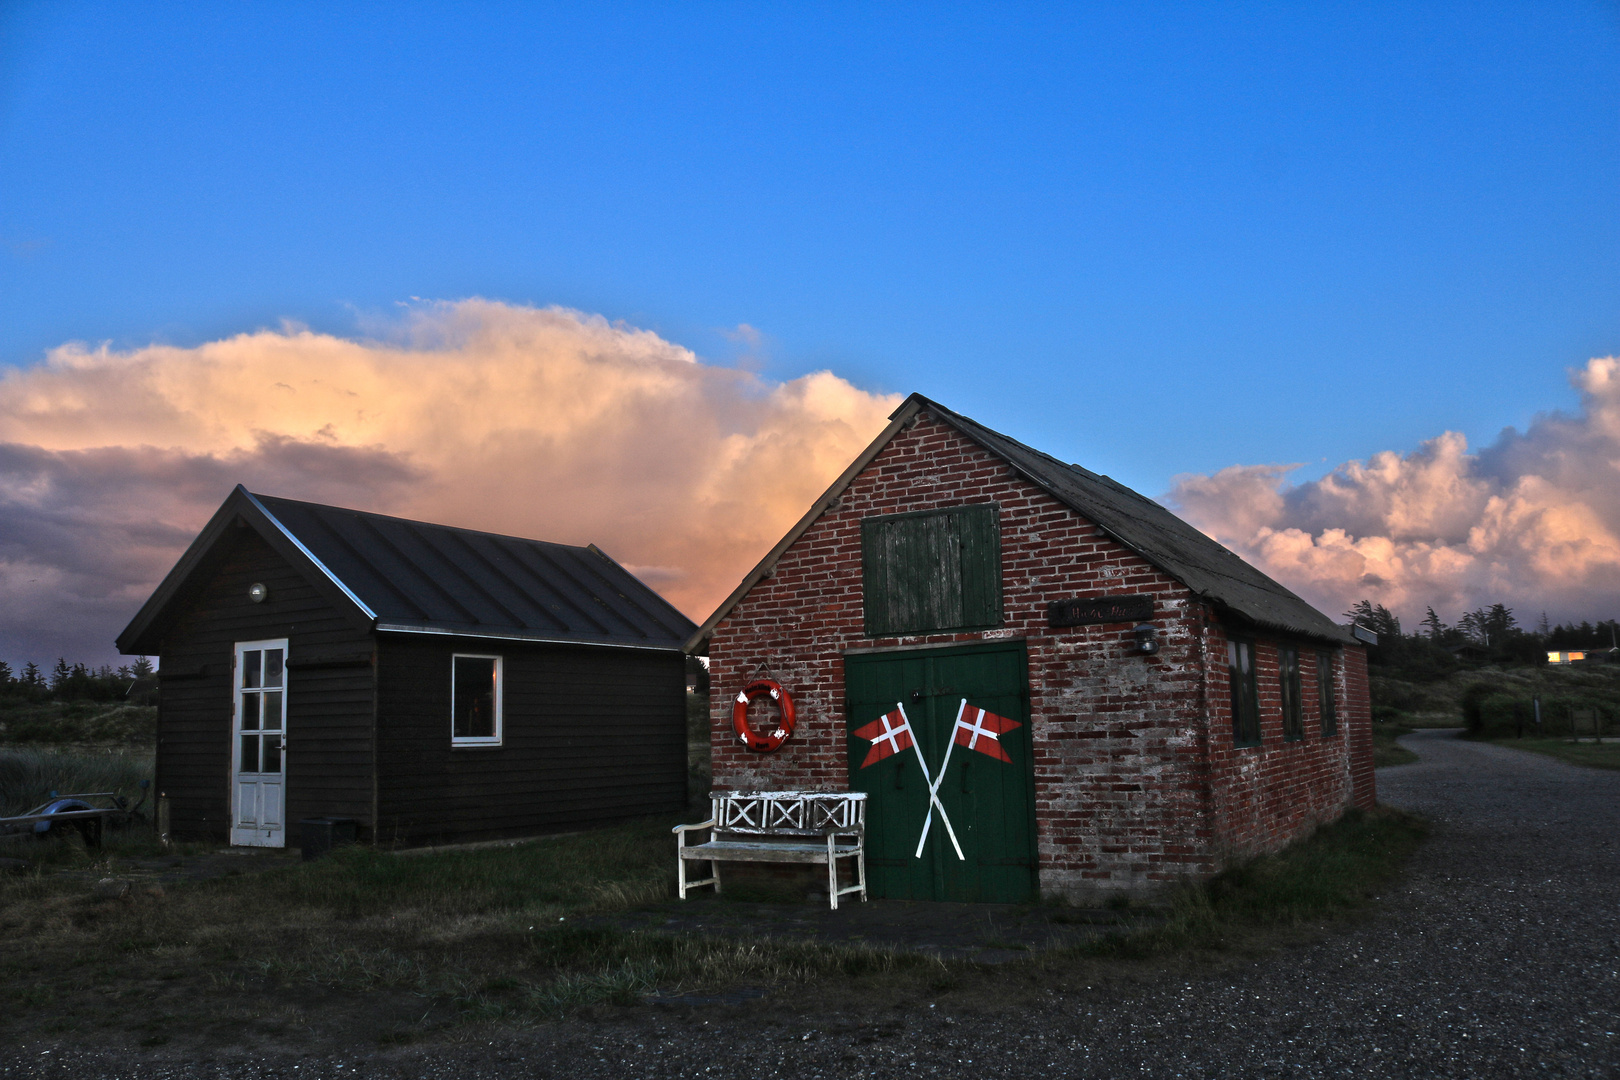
[1460,682,1497,733]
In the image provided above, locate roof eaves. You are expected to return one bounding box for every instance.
[374,621,686,652]
[684,395,924,652]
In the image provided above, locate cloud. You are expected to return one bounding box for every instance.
[1166,357,1620,628]
[0,301,899,666]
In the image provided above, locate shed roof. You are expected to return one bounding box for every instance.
[118,486,695,655]
[689,393,1350,650]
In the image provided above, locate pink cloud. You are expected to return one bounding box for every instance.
[0,301,899,665]
[1166,358,1620,627]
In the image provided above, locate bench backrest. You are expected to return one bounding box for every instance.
[712,791,866,836]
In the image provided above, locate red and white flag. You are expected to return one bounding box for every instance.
[853,708,915,769]
[952,704,1020,763]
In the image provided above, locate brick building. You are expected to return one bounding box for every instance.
[687,394,1374,903]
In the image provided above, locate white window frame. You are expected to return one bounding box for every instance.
[451,653,503,748]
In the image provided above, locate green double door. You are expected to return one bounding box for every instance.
[845,641,1036,902]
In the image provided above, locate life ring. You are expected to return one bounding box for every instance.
[733,679,796,752]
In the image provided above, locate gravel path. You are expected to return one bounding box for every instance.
[6,729,1616,1078]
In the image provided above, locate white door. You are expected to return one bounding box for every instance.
[231,639,287,847]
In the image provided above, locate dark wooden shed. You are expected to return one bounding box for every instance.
[117,486,695,849]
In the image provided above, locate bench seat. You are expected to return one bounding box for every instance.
[675,791,867,909]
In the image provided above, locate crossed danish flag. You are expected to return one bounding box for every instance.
[852,699,1020,860]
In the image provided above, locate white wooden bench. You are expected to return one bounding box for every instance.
[673,791,867,909]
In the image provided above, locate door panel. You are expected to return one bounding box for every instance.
[846,641,1035,902]
[231,639,287,847]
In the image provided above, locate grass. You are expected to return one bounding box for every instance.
[0,800,1428,1050]
[1371,723,1419,768]
[0,746,155,817]
[1079,805,1428,960]
[1482,735,1620,771]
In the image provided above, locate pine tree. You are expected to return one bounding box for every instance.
[49,657,71,692]
[1422,606,1445,638]
[21,661,43,687]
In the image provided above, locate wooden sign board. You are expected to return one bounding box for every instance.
[1047,594,1154,628]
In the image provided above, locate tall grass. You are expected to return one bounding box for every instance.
[0,746,154,817]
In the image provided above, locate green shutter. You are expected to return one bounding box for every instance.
[862,505,1001,636]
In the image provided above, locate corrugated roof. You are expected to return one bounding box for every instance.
[118,487,694,654]
[688,393,1349,649]
[917,398,1350,644]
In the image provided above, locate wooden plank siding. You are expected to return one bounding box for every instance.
[374,635,686,845]
[155,528,375,843]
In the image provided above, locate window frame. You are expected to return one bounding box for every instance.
[1279,645,1304,742]
[1227,637,1261,748]
[1317,650,1338,737]
[451,653,503,748]
[861,503,1002,638]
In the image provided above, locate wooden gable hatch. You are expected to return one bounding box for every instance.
[690,394,1375,905]
[118,486,696,849]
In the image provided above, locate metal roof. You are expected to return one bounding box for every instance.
[688,393,1351,650]
[118,486,695,654]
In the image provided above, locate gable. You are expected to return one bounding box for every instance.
[689,393,1350,649]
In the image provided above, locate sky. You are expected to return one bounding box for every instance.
[0,2,1617,668]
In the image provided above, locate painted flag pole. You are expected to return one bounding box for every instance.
[914,699,968,859]
[894,703,965,862]
[852,702,965,862]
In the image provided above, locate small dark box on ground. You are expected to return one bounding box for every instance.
[300,817,358,860]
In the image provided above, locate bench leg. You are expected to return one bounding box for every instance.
[711,860,721,895]
[677,843,688,899]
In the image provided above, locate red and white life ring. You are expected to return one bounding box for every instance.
[733,679,796,752]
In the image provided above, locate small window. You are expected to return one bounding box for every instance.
[1279,646,1303,742]
[862,504,1001,637]
[1228,638,1260,747]
[452,654,502,747]
[1317,650,1338,737]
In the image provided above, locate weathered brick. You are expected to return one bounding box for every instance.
[703,411,1372,902]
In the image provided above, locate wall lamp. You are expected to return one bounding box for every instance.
[1133,623,1160,655]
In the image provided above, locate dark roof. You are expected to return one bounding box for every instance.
[689,393,1351,650]
[118,486,695,655]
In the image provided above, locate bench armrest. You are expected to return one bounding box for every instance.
[673,819,717,836]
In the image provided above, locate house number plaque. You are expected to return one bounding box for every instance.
[1047,594,1154,627]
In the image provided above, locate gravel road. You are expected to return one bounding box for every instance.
[5,729,1616,1078]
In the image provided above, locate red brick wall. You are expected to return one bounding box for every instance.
[1202,626,1359,860]
[706,412,1364,900]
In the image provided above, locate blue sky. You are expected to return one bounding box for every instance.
[3,2,1614,494]
[2,3,1619,667]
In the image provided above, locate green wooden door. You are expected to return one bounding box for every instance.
[845,641,1035,902]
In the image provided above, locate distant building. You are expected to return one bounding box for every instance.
[118,486,694,849]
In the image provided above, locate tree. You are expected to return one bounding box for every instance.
[49,657,71,692]
[1421,606,1446,639]
[132,656,154,679]
[1345,599,1401,640]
